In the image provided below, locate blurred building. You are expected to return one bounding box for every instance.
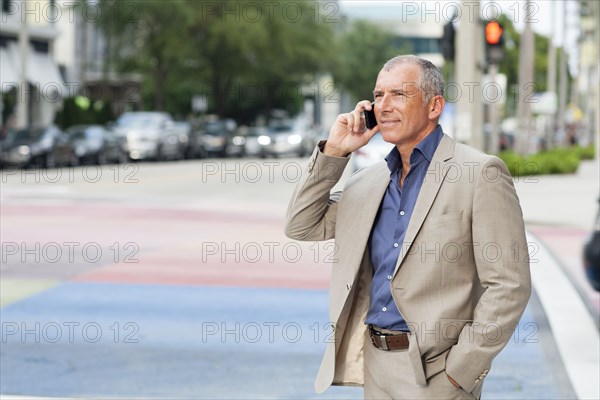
[0,0,143,132]
[1,0,66,130]
[339,2,446,67]
[52,0,142,119]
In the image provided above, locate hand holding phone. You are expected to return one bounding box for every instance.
[324,100,378,157]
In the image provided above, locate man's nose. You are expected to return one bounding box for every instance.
[379,94,393,113]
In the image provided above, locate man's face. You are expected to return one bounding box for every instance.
[372,63,433,147]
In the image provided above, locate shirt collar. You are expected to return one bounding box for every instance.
[415,125,443,163]
[385,145,402,173]
[384,125,444,173]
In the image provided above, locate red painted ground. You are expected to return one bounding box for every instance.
[529,225,600,316]
[6,204,596,303]
[2,202,333,290]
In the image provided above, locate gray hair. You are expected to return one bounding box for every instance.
[382,55,445,103]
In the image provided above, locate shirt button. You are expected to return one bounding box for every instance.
[387,275,393,280]
[400,210,405,216]
[382,307,387,312]
[393,243,399,248]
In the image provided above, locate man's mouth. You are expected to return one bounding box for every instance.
[379,119,400,127]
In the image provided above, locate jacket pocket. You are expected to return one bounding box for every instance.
[439,318,474,343]
[432,210,464,225]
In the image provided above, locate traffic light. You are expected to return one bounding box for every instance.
[485,20,504,64]
[441,21,455,61]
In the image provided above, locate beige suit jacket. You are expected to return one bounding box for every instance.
[284,134,531,396]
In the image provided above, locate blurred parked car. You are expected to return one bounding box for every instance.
[262,119,319,158]
[67,125,127,165]
[113,112,185,161]
[190,118,237,158]
[243,127,270,158]
[351,133,394,171]
[0,126,77,168]
[225,126,248,157]
[172,121,192,159]
[0,128,13,168]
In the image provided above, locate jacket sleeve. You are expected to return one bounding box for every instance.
[445,156,532,393]
[284,142,350,242]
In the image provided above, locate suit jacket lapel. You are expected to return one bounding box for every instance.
[393,134,456,276]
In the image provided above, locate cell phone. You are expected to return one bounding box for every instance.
[364,102,377,130]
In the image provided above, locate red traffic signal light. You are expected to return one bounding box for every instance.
[486,21,503,45]
[485,20,505,64]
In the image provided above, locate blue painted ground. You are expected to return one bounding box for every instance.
[0,282,565,399]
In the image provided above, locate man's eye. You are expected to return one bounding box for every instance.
[374,94,382,98]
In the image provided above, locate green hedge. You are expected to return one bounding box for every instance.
[498,147,588,176]
[575,145,596,160]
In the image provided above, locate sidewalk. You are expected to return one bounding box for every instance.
[515,159,600,400]
[515,159,600,319]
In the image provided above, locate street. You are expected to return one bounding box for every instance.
[1,157,597,399]
[1,157,358,399]
[0,158,332,289]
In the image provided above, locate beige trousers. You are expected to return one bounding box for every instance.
[363,333,477,400]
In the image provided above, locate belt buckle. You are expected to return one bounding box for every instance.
[370,325,390,351]
[380,334,389,351]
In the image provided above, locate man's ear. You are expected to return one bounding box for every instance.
[429,95,445,120]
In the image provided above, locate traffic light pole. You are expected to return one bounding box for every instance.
[516,0,535,155]
[16,0,29,129]
[488,63,500,154]
[547,2,557,148]
[455,0,484,150]
[483,19,505,154]
[557,0,568,147]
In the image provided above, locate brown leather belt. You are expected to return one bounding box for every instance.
[369,325,409,351]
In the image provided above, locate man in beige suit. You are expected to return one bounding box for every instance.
[284,55,531,399]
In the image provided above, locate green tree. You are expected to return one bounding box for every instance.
[94,0,336,120]
[497,14,571,117]
[331,20,399,103]
[96,0,194,112]
[186,0,335,119]
[185,0,263,117]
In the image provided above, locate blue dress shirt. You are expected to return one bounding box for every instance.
[365,126,444,331]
